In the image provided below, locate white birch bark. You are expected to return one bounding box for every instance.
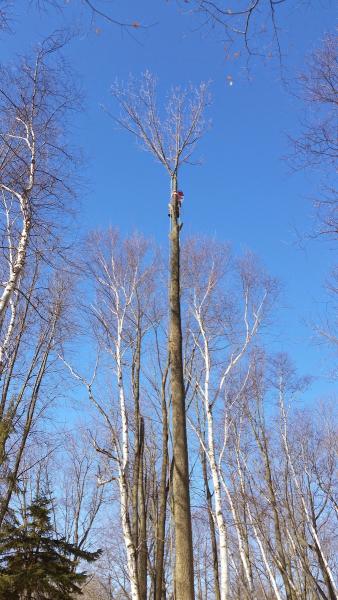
[235,445,283,600]
[115,314,140,600]
[0,190,31,328]
[0,118,35,329]
[118,467,140,600]
[61,244,141,600]
[189,276,269,600]
[0,194,19,369]
[0,296,16,371]
[247,506,283,600]
[61,346,140,600]
[219,472,254,596]
[196,311,228,600]
[279,388,338,597]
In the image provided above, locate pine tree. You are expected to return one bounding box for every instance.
[0,496,101,600]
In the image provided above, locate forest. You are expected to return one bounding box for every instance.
[0,1,336,599]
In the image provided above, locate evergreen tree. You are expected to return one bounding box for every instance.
[0,496,101,600]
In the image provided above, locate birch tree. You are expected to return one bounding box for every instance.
[0,271,72,528]
[232,350,338,600]
[0,35,78,532]
[0,33,77,338]
[274,356,337,600]
[62,230,158,600]
[184,241,276,600]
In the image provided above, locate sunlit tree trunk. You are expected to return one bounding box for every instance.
[131,325,147,599]
[169,173,195,599]
[155,360,169,600]
[200,444,221,600]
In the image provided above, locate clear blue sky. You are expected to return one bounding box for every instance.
[3,1,336,400]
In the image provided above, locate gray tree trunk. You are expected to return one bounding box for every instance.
[201,446,221,600]
[169,174,195,599]
[131,328,147,599]
[155,362,169,600]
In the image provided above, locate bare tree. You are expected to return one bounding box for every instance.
[289,33,337,238]
[57,432,104,552]
[52,229,337,600]
[0,35,79,530]
[0,33,78,338]
[292,34,337,171]
[184,240,276,600]
[275,357,337,600]
[0,271,72,528]
[227,350,338,600]
[287,33,338,360]
[111,72,209,599]
[62,230,159,600]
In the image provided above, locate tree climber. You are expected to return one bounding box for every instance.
[168,190,184,218]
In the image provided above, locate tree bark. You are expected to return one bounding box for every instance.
[131,326,147,598]
[138,417,148,599]
[116,325,140,600]
[200,445,221,600]
[169,173,195,599]
[155,362,169,600]
[0,189,32,333]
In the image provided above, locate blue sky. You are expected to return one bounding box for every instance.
[3,1,336,400]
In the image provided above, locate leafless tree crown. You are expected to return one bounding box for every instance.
[111,71,210,176]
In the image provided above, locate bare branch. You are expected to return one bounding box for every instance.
[111,72,210,177]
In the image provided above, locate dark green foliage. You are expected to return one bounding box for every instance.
[0,496,101,600]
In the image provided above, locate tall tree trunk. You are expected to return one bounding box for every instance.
[155,362,169,600]
[131,327,141,589]
[169,173,195,599]
[0,182,33,333]
[138,418,148,599]
[118,471,140,600]
[200,446,221,600]
[117,329,140,600]
[131,322,147,599]
[196,322,228,600]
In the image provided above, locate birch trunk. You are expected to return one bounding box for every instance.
[200,445,221,600]
[279,393,338,599]
[192,305,229,600]
[0,190,31,332]
[219,472,254,598]
[250,412,297,600]
[118,471,141,600]
[116,329,140,600]
[0,126,35,331]
[202,348,228,600]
